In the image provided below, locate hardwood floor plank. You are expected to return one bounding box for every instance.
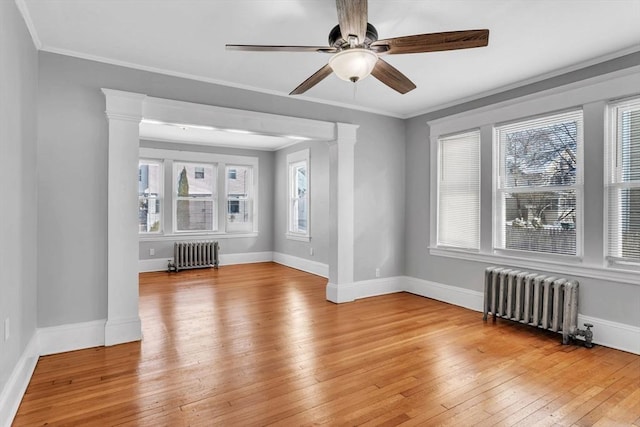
[12,263,640,426]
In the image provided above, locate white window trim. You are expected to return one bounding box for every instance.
[139,147,259,240]
[286,148,311,242]
[427,67,640,286]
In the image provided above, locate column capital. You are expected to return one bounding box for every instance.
[102,88,146,122]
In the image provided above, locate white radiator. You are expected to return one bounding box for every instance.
[168,241,219,272]
[483,266,593,347]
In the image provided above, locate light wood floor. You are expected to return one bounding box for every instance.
[14,263,640,426]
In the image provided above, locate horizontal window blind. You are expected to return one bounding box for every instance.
[437,130,480,250]
[607,97,640,262]
[495,110,582,256]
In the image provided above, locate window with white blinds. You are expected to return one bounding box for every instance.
[437,130,480,250]
[495,110,583,256]
[606,97,640,263]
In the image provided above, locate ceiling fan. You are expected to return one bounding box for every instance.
[226,0,489,95]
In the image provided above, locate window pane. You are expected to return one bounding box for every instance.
[176,163,214,197]
[620,109,640,182]
[138,161,161,196]
[295,165,307,197]
[503,119,578,188]
[226,165,252,230]
[175,162,216,232]
[496,110,582,256]
[607,98,640,262]
[437,131,480,250]
[503,190,576,255]
[176,199,214,231]
[138,160,161,233]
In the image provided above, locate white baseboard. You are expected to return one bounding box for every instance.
[402,276,484,312]
[578,314,640,355]
[39,319,107,356]
[273,252,329,278]
[219,251,273,266]
[139,258,170,272]
[139,251,275,272]
[0,334,39,427]
[105,317,142,346]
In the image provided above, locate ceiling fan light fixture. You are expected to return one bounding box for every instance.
[328,48,378,83]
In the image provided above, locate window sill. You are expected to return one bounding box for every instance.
[140,232,258,242]
[286,233,311,242]
[429,246,639,286]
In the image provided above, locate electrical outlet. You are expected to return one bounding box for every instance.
[4,318,9,342]
[375,268,381,278]
[149,248,155,256]
[309,247,314,256]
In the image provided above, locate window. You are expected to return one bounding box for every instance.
[226,165,254,232]
[437,130,480,250]
[194,167,205,179]
[495,110,583,256]
[139,148,258,236]
[607,97,640,263]
[174,162,216,232]
[138,159,162,233]
[287,149,309,239]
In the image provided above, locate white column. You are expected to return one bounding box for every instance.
[102,89,146,345]
[326,123,358,303]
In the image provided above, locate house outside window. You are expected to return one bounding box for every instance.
[606,97,640,263]
[138,159,162,233]
[436,130,480,250]
[226,165,253,232]
[494,110,583,256]
[174,162,216,232]
[194,166,205,179]
[286,149,310,241]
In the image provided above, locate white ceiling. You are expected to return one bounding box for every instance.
[19,0,640,120]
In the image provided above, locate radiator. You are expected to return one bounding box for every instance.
[168,241,219,272]
[483,266,593,347]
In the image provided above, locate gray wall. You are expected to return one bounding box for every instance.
[405,53,640,327]
[0,0,39,396]
[273,141,330,265]
[37,51,406,327]
[138,140,275,261]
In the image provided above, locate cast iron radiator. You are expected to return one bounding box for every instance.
[168,241,219,272]
[483,266,593,347]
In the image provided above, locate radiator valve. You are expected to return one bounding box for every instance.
[576,323,594,348]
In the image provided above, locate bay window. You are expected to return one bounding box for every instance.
[138,148,258,236]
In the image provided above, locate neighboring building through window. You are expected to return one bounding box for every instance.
[494,110,583,256]
[226,165,254,232]
[437,130,480,250]
[607,97,640,263]
[138,159,162,233]
[175,162,216,232]
[286,149,310,240]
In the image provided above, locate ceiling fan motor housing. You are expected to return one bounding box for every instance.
[329,23,379,49]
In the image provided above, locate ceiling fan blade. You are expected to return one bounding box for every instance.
[290,64,334,95]
[371,29,489,55]
[336,0,367,45]
[226,44,337,53]
[370,58,416,94]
